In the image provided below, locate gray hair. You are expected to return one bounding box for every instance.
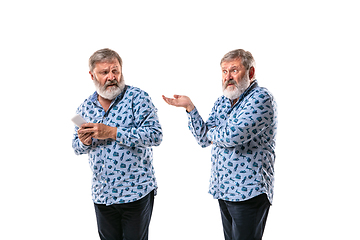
[220,49,256,71]
[89,48,123,73]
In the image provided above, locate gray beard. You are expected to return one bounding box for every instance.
[223,84,244,100]
[222,74,250,100]
[94,75,125,100]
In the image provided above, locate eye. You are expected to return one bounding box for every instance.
[233,69,238,73]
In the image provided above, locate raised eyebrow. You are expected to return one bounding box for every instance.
[222,66,238,72]
[99,66,110,71]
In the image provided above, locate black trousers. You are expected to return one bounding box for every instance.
[94,190,154,240]
[218,193,270,240]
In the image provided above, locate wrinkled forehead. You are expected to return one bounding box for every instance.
[221,58,244,69]
[98,58,120,66]
[95,59,121,69]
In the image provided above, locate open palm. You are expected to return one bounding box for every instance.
[162,95,195,112]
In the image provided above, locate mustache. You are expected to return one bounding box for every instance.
[104,79,119,88]
[223,79,238,89]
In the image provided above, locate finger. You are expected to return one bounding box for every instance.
[164,99,174,105]
[82,134,92,145]
[162,96,175,105]
[79,127,95,134]
[79,132,92,145]
[84,132,93,138]
[84,133,92,141]
[81,123,95,129]
[162,95,170,102]
[79,132,92,140]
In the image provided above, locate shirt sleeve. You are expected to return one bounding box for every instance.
[207,90,276,148]
[72,123,92,155]
[187,105,216,148]
[116,93,163,148]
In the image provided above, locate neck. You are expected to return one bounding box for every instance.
[231,98,238,107]
[98,95,113,112]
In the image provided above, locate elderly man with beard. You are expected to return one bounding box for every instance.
[72,48,162,240]
[163,49,277,240]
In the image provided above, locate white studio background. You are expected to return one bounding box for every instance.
[1,1,359,239]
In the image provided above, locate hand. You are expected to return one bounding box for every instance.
[78,130,93,146]
[78,123,117,141]
[162,95,195,112]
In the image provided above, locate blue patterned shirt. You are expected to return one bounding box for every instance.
[72,85,163,205]
[187,80,277,203]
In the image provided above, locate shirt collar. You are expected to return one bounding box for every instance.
[228,79,259,107]
[90,91,98,102]
[239,79,258,102]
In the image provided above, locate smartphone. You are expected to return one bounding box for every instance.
[71,114,87,127]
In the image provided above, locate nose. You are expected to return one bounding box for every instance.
[107,72,116,81]
[223,71,232,83]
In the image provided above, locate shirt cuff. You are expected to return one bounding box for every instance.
[116,128,126,145]
[79,140,92,150]
[186,106,199,117]
[116,127,136,147]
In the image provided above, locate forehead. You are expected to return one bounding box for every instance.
[94,59,121,70]
[221,58,243,69]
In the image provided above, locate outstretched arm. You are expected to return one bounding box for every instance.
[162,95,195,113]
[163,94,215,148]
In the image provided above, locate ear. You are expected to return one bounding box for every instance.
[89,71,94,81]
[249,67,255,80]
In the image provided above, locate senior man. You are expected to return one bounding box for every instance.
[163,49,277,240]
[72,48,162,240]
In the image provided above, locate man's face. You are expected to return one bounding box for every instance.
[90,59,125,100]
[221,58,250,100]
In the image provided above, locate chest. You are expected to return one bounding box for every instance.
[84,101,137,128]
[213,99,247,126]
